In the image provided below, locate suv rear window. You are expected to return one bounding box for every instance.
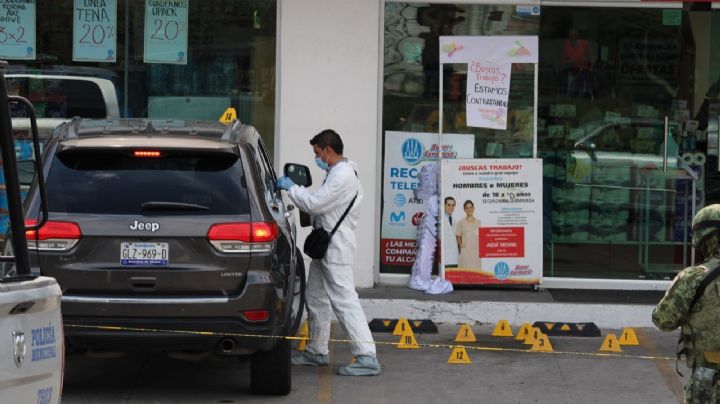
[7,77,107,119]
[46,150,250,215]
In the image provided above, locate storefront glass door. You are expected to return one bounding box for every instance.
[539,6,719,280]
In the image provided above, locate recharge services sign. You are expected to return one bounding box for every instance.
[380,131,474,268]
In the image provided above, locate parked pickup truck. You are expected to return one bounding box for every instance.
[0,61,62,403]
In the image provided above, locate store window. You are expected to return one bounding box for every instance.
[538,7,720,280]
[381,3,539,275]
[6,0,277,154]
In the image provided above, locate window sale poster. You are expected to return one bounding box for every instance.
[73,0,117,62]
[0,0,36,60]
[144,0,189,65]
[441,158,542,285]
[380,131,474,268]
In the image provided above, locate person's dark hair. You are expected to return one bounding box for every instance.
[463,200,474,209]
[310,129,344,155]
[444,196,456,205]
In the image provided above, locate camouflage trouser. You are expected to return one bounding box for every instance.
[684,373,720,403]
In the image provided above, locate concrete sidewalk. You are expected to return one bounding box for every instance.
[358,286,665,328]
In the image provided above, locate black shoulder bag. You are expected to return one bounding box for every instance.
[303,194,357,259]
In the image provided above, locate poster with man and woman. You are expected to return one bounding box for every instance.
[441,159,543,285]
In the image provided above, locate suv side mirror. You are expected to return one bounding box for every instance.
[284,163,312,187]
[17,160,35,186]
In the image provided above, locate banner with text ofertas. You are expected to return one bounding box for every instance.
[73,0,117,62]
[439,36,538,130]
[381,131,474,269]
[0,0,35,60]
[441,158,542,285]
[144,0,189,65]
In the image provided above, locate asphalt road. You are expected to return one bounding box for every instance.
[61,324,685,404]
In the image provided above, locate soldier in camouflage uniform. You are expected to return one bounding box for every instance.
[653,204,720,403]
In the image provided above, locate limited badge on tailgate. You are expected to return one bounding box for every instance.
[121,242,169,266]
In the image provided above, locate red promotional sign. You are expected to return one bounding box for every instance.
[380,238,417,266]
[479,227,525,258]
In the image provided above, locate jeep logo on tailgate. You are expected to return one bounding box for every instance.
[129,220,159,232]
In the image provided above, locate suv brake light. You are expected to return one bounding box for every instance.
[25,220,82,251]
[207,222,278,253]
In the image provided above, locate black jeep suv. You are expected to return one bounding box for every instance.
[8,118,306,395]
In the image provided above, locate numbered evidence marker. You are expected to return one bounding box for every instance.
[396,330,419,349]
[530,333,553,352]
[618,328,639,346]
[524,327,542,345]
[219,107,237,124]
[454,324,477,342]
[392,318,412,336]
[448,346,471,364]
[297,321,309,351]
[515,323,532,341]
[599,333,622,353]
[491,320,514,337]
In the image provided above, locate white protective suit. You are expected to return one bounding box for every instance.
[288,160,376,357]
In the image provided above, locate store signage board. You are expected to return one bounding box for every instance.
[0,0,36,60]
[380,131,474,268]
[144,0,189,65]
[440,158,543,286]
[466,61,512,129]
[73,0,117,62]
[439,36,537,130]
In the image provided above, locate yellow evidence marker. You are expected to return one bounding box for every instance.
[560,324,572,331]
[219,107,237,124]
[515,323,532,341]
[454,324,477,342]
[599,333,622,353]
[396,330,420,349]
[491,320,514,337]
[297,320,309,351]
[530,334,553,352]
[393,318,412,336]
[447,346,471,364]
[618,328,639,346]
[524,327,541,345]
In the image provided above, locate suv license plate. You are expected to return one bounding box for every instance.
[120,242,169,266]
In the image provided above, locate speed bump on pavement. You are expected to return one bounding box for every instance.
[533,321,601,337]
[369,318,438,334]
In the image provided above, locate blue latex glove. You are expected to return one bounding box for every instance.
[276,176,296,191]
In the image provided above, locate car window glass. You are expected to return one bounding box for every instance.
[46,150,250,215]
[7,77,107,119]
[246,145,273,203]
[257,139,277,194]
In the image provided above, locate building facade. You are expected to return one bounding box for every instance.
[6,0,720,289]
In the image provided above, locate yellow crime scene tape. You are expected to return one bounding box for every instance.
[64,323,675,362]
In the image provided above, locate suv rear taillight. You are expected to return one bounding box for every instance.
[25,220,82,251]
[207,222,278,253]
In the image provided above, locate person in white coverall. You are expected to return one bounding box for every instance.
[276,129,381,376]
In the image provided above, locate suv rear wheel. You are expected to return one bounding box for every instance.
[250,338,291,395]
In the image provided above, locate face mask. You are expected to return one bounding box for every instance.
[315,157,329,171]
